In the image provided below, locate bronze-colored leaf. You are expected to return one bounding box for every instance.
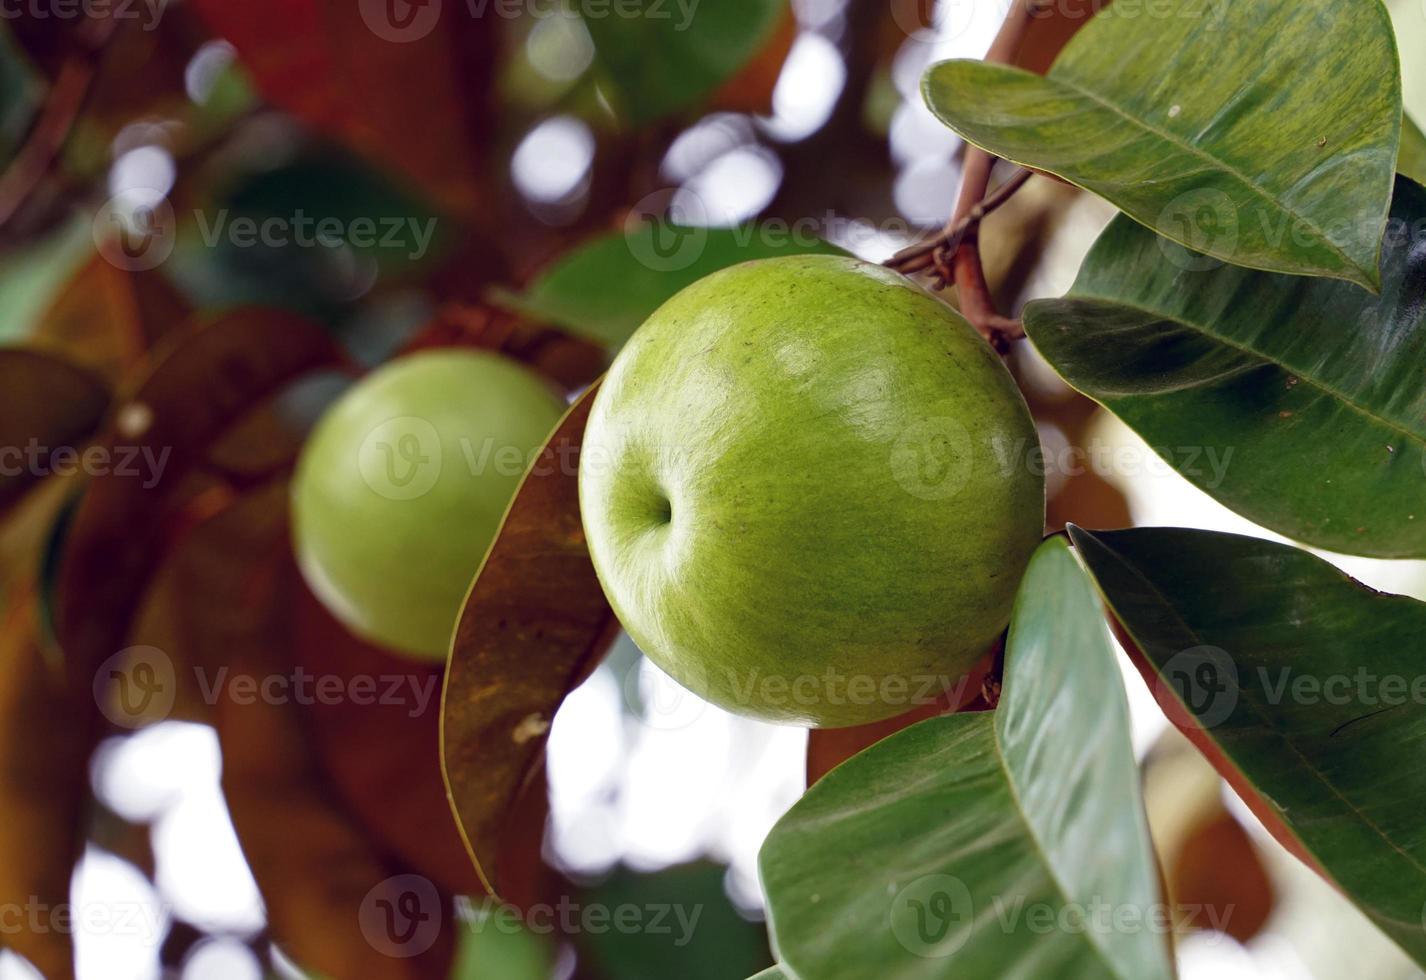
[1015,0,1106,75]
[174,483,452,978]
[709,7,797,114]
[0,584,86,980]
[294,584,482,897]
[1171,810,1275,943]
[55,308,347,699]
[1108,614,1324,879]
[31,253,191,384]
[189,0,496,221]
[442,381,619,897]
[0,349,109,517]
[806,649,993,787]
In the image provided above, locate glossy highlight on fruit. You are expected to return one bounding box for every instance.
[293,350,566,661]
[579,255,1044,727]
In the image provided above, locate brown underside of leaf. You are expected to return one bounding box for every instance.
[0,349,109,519]
[709,7,798,114]
[174,482,452,978]
[1171,810,1276,943]
[806,647,995,786]
[31,255,192,384]
[0,585,86,980]
[294,585,483,898]
[189,0,495,222]
[55,308,347,695]
[1110,615,1326,879]
[442,381,620,897]
[1014,0,1108,75]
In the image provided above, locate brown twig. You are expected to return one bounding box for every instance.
[0,15,117,230]
[891,0,1050,353]
[884,166,1032,274]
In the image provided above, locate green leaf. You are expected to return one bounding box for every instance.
[1023,175,1426,559]
[576,863,773,980]
[582,0,784,124]
[759,538,1169,980]
[922,0,1401,288]
[746,969,791,980]
[497,225,845,352]
[449,910,554,980]
[1402,113,1426,186]
[1068,525,1426,969]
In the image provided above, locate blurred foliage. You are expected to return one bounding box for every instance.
[0,0,1374,976]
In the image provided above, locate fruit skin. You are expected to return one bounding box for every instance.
[293,350,566,661]
[579,255,1044,727]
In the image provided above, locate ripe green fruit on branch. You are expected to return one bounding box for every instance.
[579,255,1044,727]
[293,350,566,661]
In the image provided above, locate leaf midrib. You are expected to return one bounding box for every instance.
[989,718,1158,980]
[1092,536,1426,896]
[935,60,1379,283]
[1049,293,1426,455]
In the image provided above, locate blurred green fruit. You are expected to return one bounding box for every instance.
[579,255,1044,727]
[293,350,566,660]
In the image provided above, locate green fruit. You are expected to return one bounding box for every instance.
[579,255,1044,727]
[293,350,566,661]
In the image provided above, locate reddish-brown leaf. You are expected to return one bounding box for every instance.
[189,0,496,220]
[709,7,797,114]
[0,349,109,518]
[1015,0,1107,75]
[294,584,482,897]
[442,382,619,897]
[55,308,347,700]
[806,648,994,786]
[1111,615,1327,878]
[0,582,88,980]
[1046,469,1131,535]
[173,483,452,978]
[1171,809,1276,943]
[30,254,191,384]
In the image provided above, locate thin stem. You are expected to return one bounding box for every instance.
[884,167,1032,270]
[0,15,117,230]
[888,0,1049,353]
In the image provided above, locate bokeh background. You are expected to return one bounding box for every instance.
[0,0,1424,978]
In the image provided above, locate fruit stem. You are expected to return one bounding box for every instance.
[885,0,1052,354]
[883,167,1032,274]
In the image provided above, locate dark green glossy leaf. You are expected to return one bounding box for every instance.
[583,0,784,124]
[923,0,1401,288]
[1024,175,1426,559]
[759,538,1169,980]
[1403,114,1426,185]
[496,225,844,352]
[1068,525,1426,969]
